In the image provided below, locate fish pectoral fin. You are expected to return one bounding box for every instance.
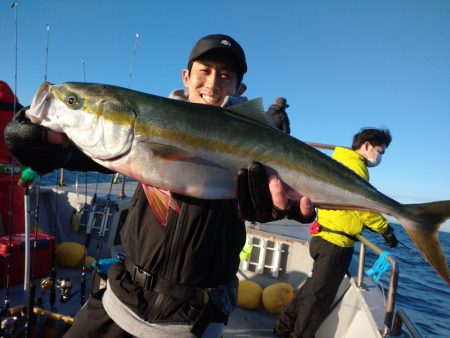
[146,142,195,161]
[226,98,274,127]
[142,184,180,226]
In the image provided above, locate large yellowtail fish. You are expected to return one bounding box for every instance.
[26,82,450,284]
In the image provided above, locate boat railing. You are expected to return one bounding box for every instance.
[391,309,423,338]
[355,234,423,338]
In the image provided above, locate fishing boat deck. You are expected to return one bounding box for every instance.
[1,182,412,338]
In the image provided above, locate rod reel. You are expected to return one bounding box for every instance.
[40,276,73,304]
[0,308,25,338]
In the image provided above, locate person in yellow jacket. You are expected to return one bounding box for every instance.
[274,128,398,338]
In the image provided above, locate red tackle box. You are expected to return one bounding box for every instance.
[0,232,55,288]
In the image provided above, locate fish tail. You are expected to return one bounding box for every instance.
[399,201,450,285]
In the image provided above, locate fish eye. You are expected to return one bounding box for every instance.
[67,95,82,109]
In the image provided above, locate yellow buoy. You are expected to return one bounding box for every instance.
[55,242,87,268]
[262,282,294,314]
[237,280,263,310]
[83,256,96,271]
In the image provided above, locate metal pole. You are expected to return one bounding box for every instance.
[58,168,65,186]
[23,187,34,338]
[357,242,366,288]
[23,189,31,291]
[384,259,399,335]
[356,234,399,335]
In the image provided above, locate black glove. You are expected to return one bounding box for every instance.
[4,107,112,175]
[381,225,399,248]
[4,106,75,175]
[236,161,316,223]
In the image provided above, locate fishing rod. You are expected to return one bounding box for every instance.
[0,162,20,336]
[78,58,92,305]
[48,171,59,310]
[44,24,50,82]
[114,33,141,192]
[12,1,18,114]
[0,3,30,336]
[90,175,115,295]
[81,58,87,82]
[0,3,21,337]
[80,173,100,305]
[0,159,15,335]
[128,32,140,89]
[39,22,60,313]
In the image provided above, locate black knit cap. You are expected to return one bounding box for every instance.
[188,34,247,77]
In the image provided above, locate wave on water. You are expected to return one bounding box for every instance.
[356,224,450,337]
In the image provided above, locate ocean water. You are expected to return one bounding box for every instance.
[41,171,450,337]
[355,225,450,337]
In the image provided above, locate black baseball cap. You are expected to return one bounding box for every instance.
[188,34,247,78]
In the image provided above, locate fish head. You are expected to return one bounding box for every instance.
[26,82,135,160]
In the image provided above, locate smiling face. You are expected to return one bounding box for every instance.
[182,54,241,107]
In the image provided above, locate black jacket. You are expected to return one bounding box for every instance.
[266,104,291,134]
[4,115,246,323]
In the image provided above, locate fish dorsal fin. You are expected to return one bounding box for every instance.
[147,142,194,160]
[227,98,274,127]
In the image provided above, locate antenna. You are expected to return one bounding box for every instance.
[128,32,140,88]
[44,24,50,82]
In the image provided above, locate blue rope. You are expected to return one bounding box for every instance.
[365,251,392,283]
[92,257,120,276]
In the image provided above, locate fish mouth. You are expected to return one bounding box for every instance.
[26,82,53,124]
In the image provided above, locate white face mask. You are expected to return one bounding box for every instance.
[366,143,383,167]
[366,153,382,167]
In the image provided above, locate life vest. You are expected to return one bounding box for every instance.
[0,80,25,234]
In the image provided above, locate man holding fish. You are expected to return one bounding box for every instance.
[6,30,450,337]
[5,34,316,337]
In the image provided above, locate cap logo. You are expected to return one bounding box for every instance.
[220,39,232,47]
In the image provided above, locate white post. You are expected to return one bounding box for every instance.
[256,239,267,274]
[271,241,283,277]
[23,188,31,292]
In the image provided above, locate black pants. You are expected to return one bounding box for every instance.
[63,288,132,338]
[274,236,354,338]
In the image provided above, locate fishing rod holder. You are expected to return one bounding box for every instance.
[80,201,116,235]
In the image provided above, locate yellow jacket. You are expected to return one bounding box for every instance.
[316,147,389,247]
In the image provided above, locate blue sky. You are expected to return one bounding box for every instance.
[1,0,449,230]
